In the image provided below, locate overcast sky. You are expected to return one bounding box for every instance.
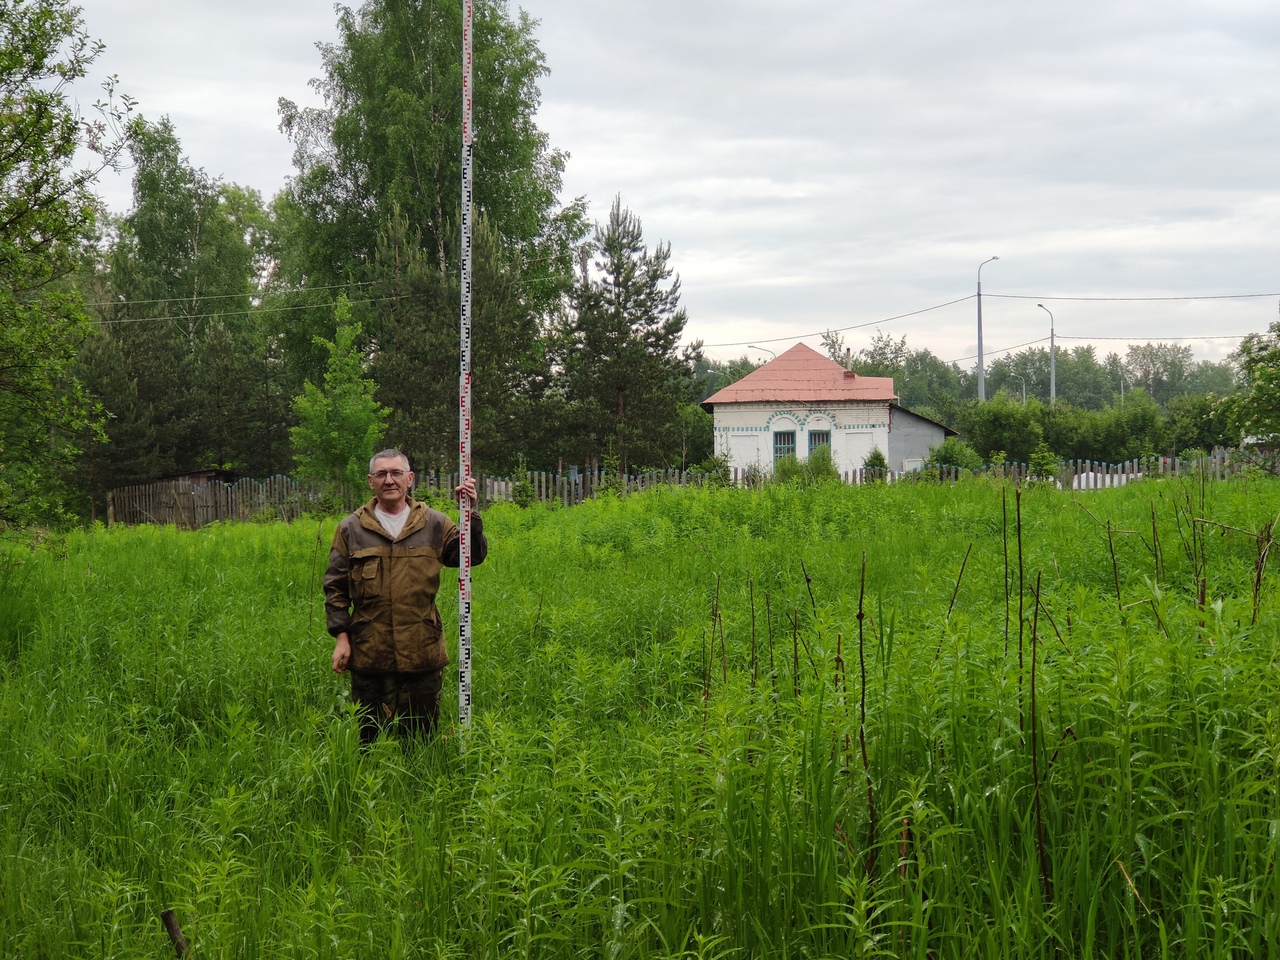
[77,0,1280,369]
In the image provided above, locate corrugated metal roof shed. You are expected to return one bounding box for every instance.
[702,342,898,409]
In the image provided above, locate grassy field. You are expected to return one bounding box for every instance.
[2,473,1280,958]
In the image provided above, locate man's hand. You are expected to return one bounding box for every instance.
[454,476,478,504]
[332,633,351,673]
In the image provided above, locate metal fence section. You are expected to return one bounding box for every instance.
[107,454,1246,529]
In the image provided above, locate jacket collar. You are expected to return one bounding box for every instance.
[355,497,428,541]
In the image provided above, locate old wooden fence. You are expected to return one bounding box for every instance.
[107,454,1244,530]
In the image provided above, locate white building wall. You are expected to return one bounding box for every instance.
[713,401,891,475]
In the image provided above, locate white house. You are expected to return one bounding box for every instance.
[702,343,955,474]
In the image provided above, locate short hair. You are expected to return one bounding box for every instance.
[369,449,411,474]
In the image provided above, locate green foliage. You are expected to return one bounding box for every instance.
[97,118,282,477]
[694,451,732,487]
[1028,441,1059,481]
[0,0,133,524]
[68,332,162,520]
[557,197,699,472]
[277,0,581,285]
[862,445,888,471]
[6,480,1280,956]
[926,435,983,471]
[1230,321,1280,445]
[509,456,536,508]
[364,206,559,473]
[958,390,1044,462]
[688,353,759,403]
[772,444,839,486]
[290,296,388,490]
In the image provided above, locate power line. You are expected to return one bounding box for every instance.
[85,279,376,309]
[988,292,1280,302]
[90,296,398,325]
[700,294,976,348]
[1057,334,1247,341]
[946,337,1049,365]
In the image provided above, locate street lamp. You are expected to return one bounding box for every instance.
[1037,303,1055,407]
[748,344,776,361]
[1010,372,1026,405]
[977,256,999,401]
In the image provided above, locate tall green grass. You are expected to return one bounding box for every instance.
[2,474,1280,957]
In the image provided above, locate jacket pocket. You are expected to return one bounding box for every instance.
[401,618,449,672]
[350,556,380,601]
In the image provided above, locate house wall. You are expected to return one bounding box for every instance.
[713,401,891,474]
[887,407,950,472]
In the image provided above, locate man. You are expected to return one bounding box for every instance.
[324,448,488,742]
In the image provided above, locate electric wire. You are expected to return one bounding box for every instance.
[700,294,976,349]
[946,337,1050,365]
[988,292,1280,302]
[84,279,377,309]
[89,296,399,325]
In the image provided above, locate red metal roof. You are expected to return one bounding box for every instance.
[703,343,897,407]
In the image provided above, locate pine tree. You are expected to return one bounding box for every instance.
[558,198,699,471]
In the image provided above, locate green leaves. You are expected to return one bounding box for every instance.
[290,295,389,490]
[0,0,133,525]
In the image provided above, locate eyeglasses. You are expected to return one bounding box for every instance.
[371,469,409,481]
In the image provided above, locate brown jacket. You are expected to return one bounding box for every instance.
[323,498,487,672]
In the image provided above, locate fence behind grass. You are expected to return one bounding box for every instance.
[107,453,1245,530]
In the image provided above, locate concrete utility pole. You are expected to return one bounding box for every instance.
[1037,303,1055,406]
[976,256,998,400]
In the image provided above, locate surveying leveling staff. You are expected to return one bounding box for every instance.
[324,448,488,741]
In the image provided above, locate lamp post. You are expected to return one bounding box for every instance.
[1037,303,1055,406]
[748,344,776,361]
[977,256,999,401]
[1011,372,1026,405]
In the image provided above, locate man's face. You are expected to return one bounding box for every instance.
[368,456,414,511]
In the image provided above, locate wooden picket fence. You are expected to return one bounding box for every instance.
[107,454,1245,530]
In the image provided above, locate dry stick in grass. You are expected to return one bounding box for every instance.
[1031,582,1075,660]
[1151,501,1164,584]
[1030,571,1053,906]
[718,595,728,686]
[1193,516,1277,626]
[749,576,758,688]
[834,631,852,767]
[307,517,324,636]
[933,541,973,661]
[765,589,777,700]
[530,589,545,641]
[787,604,820,682]
[710,573,721,669]
[701,626,710,715]
[792,607,800,701]
[857,550,877,879]
[1017,488,1025,735]
[801,559,818,617]
[1107,520,1123,614]
[160,909,189,957]
[1003,488,1010,657]
[1114,859,1152,916]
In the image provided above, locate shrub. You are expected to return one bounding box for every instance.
[1028,441,1059,481]
[862,445,888,482]
[510,456,536,508]
[927,436,983,472]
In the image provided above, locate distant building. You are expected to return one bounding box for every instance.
[702,343,955,474]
